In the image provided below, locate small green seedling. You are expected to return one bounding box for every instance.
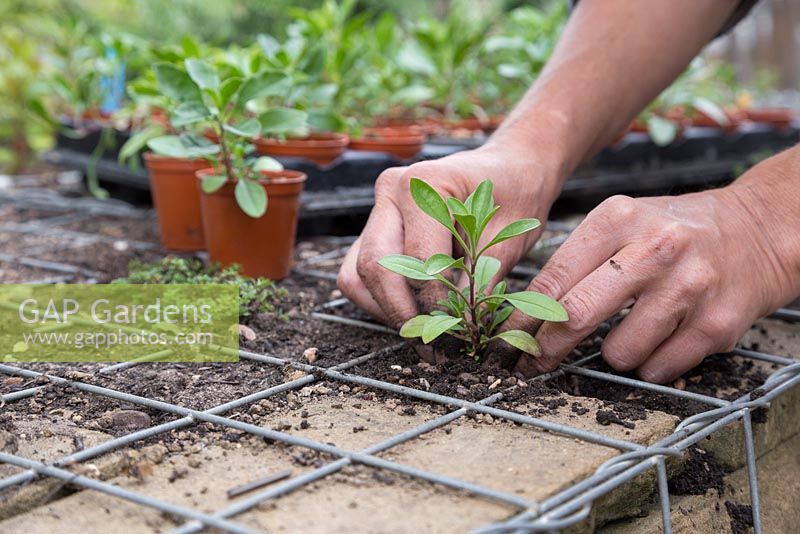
[379,178,568,360]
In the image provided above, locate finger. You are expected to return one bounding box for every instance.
[635,326,716,384]
[505,197,638,362]
[521,246,657,375]
[357,187,419,329]
[527,195,637,301]
[337,238,387,322]
[600,291,687,372]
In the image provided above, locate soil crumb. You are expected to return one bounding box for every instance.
[725,501,754,534]
[668,446,725,495]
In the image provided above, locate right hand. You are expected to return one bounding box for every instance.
[337,143,562,360]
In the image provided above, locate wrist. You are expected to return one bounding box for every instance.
[723,149,800,310]
[479,112,574,208]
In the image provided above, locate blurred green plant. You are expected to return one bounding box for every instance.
[115,256,287,317]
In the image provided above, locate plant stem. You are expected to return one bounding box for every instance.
[466,254,481,356]
[216,118,235,180]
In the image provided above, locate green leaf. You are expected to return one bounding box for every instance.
[454,213,477,245]
[478,205,500,236]
[446,197,469,216]
[235,179,268,218]
[468,180,494,226]
[259,108,308,135]
[484,219,541,250]
[219,77,243,106]
[378,255,437,281]
[647,115,678,147]
[489,306,514,332]
[421,315,462,344]
[424,254,465,275]
[409,178,454,232]
[119,125,164,163]
[201,174,228,194]
[253,156,283,172]
[146,135,189,158]
[185,59,219,92]
[224,118,261,138]
[493,330,541,357]
[237,71,289,106]
[399,315,431,338]
[504,291,568,322]
[474,256,501,293]
[171,101,211,127]
[154,63,201,102]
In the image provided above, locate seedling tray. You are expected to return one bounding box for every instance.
[47,123,800,231]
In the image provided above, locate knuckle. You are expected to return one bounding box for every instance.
[602,340,640,372]
[529,267,569,300]
[646,221,691,263]
[598,195,637,221]
[355,252,380,281]
[697,311,739,348]
[677,261,716,296]
[336,268,360,298]
[374,167,405,193]
[560,292,596,333]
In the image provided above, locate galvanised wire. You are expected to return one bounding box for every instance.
[0,363,537,510]
[0,451,260,534]
[0,343,401,492]
[173,353,605,534]
[476,355,800,533]
[0,227,797,532]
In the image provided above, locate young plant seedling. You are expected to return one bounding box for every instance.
[379,178,568,360]
[123,58,307,218]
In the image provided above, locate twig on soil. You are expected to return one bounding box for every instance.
[226,469,293,499]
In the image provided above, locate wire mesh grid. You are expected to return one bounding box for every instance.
[0,225,799,533]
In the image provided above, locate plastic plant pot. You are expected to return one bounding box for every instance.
[197,168,307,279]
[744,108,795,130]
[254,133,349,166]
[144,152,209,251]
[349,126,427,160]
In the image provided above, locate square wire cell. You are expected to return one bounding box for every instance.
[1,232,799,533]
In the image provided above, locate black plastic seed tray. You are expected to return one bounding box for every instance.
[48,122,800,222]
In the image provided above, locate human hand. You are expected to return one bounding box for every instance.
[508,151,800,382]
[337,143,563,360]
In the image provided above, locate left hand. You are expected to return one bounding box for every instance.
[505,150,800,382]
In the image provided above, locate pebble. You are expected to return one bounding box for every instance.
[303,347,318,363]
[401,367,413,376]
[458,372,479,385]
[111,410,151,430]
[456,385,470,397]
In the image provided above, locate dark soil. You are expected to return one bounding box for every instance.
[0,205,58,223]
[562,354,770,422]
[59,215,160,244]
[668,446,725,495]
[243,276,400,368]
[725,501,754,534]
[38,241,169,282]
[0,359,288,439]
[0,260,80,283]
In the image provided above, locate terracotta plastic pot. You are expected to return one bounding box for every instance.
[349,126,427,160]
[197,168,307,279]
[688,107,745,134]
[144,153,209,250]
[744,108,795,129]
[254,133,349,166]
